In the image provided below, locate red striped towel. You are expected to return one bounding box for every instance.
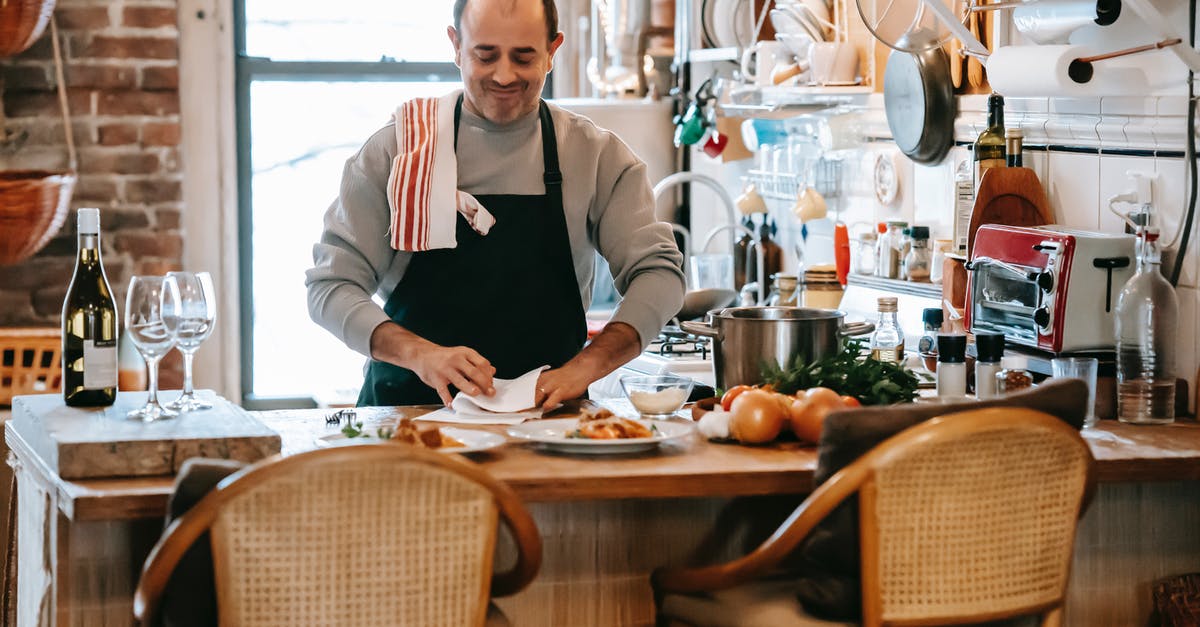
[386,90,494,251]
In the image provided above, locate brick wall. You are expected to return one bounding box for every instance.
[0,0,184,383]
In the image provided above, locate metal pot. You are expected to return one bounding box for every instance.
[680,307,874,389]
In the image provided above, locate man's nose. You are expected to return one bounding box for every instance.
[493,57,517,85]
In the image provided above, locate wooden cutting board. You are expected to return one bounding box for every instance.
[11,390,281,479]
[967,167,1052,256]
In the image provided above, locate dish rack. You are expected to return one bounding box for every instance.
[0,327,61,406]
[744,157,843,202]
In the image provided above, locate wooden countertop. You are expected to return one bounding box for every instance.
[8,403,1200,522]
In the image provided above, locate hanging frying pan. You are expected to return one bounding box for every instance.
[883,29,957,165]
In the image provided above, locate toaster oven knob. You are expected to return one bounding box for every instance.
[1034,307,1052,331]
[1037,271,1055,293]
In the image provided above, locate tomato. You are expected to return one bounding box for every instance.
[729,390,787,444]
[720,385,755,412]
[840,395,862,408]
[789,387,844,444]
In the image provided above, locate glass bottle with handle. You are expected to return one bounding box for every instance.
[161,271,216,411]
[62,208,118,407]
[125,276,178,421]
[1115,228,1178,424]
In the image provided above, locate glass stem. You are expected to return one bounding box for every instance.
[147,355,162,407]
[182,350,195,397]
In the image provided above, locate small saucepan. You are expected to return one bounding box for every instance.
[680,307,874,389]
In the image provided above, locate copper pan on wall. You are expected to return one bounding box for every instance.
[0,0,57,57]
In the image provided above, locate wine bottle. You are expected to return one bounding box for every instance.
[973,93,1007,184]
[62,208,118,406]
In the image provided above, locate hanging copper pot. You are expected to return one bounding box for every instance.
[0,0,57,57]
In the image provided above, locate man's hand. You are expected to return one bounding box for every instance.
[369,322,496,406]
[534,322,642,409]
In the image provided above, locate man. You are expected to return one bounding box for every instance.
[305,0,685,409]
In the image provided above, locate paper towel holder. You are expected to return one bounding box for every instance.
[1067,38,1182,83]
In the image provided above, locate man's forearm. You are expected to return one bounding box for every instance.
[368,321,431,368]
[566,321,641,379]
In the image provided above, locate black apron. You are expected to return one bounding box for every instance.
[358,97,587,406]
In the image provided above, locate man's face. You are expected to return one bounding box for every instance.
[449,0,563,124]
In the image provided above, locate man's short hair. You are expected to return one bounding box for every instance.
[453,0,559,43]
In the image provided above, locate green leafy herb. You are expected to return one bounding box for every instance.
[760,339,928,406]
[341,422,365,438]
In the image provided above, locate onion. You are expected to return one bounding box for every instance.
[729,390,787,444]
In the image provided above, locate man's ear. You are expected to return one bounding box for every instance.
[545,31,565,73]
[447,26,462,67]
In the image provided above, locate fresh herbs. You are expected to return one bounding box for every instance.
[340,422,393,440]
[761,339,926,406]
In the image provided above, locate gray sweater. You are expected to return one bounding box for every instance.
[305,101,686,358]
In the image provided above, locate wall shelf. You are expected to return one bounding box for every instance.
[846,273,942,299]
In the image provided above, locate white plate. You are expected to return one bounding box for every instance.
[315,427,506,454]
[505,418,696,455]
[712,0,754,49]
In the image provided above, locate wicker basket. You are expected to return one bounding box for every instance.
[0,0,57,57]
[0,170,75,266]
[0,327,61,407]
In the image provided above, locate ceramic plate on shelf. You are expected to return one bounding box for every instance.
[711,0,754,49]
[315,427,506,454]
[506,418,696,455]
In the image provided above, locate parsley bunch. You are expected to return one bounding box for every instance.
[760,339,924,406]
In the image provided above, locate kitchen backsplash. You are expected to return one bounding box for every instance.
[689,93,1199,411]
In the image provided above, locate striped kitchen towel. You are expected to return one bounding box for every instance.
[386,90,494,251]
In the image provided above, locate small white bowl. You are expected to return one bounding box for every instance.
[620,375,695,419]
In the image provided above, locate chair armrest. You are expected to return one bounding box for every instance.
[490,493,543,597]
[652,459,870,595]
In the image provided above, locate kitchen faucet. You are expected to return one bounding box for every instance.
[653,172,766,305]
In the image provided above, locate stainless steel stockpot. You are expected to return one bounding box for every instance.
[680,307,874,389]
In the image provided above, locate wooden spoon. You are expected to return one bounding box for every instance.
[967,10,984,89]
[948,0,963,89]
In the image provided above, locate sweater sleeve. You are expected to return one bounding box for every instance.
[305,126,406,358]
[590,136,686,348]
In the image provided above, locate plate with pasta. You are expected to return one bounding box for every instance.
[505,408,696,454]
[316,417,505,454]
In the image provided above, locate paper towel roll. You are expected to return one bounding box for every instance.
[986,45,1147,97]
[1013,0,1120,45]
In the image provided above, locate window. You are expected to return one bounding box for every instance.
[235,1,462,407]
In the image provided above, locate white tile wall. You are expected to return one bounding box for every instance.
[1154,157,1199,288]
[1046,152,1101,229]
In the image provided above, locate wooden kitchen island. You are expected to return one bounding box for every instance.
[7,403,1200,626]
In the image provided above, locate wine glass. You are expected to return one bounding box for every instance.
[125,276,178,421]
[161,272,216,411]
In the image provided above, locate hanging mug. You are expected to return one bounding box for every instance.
[673,99,709,146]
[701,129,728,158]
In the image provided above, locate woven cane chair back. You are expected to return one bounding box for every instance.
[860,408,1093,625]
[211,454,496,626]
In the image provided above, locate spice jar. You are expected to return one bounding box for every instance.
[996,364,1034,395]
[802,266,844,309]
[767,273,800,306]
[904,226,932,282]
[854,231,877,276]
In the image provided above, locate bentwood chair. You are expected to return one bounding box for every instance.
[653,407,1096,627]
[133,443,541,627]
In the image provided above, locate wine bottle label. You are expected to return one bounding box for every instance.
[83,339,117,388]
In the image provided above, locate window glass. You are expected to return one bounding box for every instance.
[248,80,461,401]
[243,0,455,62]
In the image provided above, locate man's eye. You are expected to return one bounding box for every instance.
[477,55,497,63]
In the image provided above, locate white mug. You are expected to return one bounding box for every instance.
[741,40,789,86]
[808,42,859,86]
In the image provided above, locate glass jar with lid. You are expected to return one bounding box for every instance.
[766,273,800,307]
[854,231,877,276]
[904,226,932,282]
[879,221,907,279]
[802,266,843,309]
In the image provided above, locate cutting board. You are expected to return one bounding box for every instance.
[967,167,1052,256]
[10,390,281,480]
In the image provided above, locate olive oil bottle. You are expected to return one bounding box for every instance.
[973,93,1007,184]
[62,208,118,406]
